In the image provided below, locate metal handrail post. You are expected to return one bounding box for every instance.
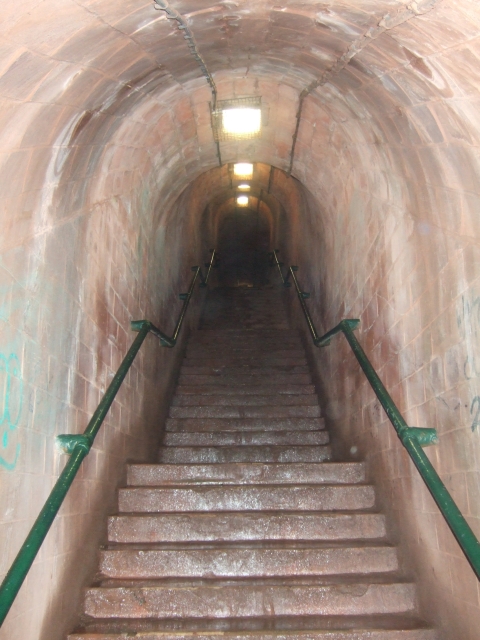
[288,266,320,344]
[200,249,218,288]
[327,319,480,580]
[0,323,150,625]
[274,251,480,580]
[0,253,215,627]
[269,249,290,287]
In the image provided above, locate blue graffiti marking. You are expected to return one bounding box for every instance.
[0,353,23,470]
[470,396,480,433]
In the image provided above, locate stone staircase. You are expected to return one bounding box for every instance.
[69,286,436,639]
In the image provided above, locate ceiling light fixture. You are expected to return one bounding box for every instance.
[237,184,251,191]
[233,163,253,178]
[223,108,261,136]
[237,196,249,206]
[212,97,262,141]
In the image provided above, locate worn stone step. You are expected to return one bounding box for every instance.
[172,395,319,408]
[158,445,332,464]
[175,384,314,395]
[179,366,310,376]
[99,544,398,579]
[169,406,321,419]
[69,626,437,640]
[178,374,311,386]
[126,462,365,486]
[183,358,308,367]
[84,580,417,619]
[118,483,373,513]
[163,431,329,447]
[108,511,385,543]
[192,336,302,346]
[206,323,290,330]
[187,349,306,359]
[190,343,303,352]
[194,329,296,336]
[165,417,325,432]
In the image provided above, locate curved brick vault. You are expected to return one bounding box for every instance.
[1,1,480,639]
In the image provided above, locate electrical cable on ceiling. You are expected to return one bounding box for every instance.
[154,0,217,106]
[154,0,221,164]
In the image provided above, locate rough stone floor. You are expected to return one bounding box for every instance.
[69,285,436,639]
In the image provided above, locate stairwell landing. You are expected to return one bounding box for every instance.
[69,285,436,640]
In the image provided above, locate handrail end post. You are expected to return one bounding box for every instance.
[342,318,361,331]
[131,320,151,333]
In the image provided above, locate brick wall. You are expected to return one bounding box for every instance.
[1,1,480,639]
[277,11,480,636]
[0,72,212,640]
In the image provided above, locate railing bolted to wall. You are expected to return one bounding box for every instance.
[271,250,480,580]
[0,251,218,627]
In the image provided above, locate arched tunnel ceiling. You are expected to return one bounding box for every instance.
[1,0,479,224]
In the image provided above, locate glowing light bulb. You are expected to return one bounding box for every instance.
[222,108,261,135]
[238,184,251,191]
[237,195,249,206]
[233,163,253,178]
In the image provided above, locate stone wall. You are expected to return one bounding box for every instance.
[1,1,480,639]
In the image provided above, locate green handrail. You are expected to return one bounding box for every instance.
[0,257,214,627]
[268,250,290,287]
[200,249,219,289]
[272,256,480,580]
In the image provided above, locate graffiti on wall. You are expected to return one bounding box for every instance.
[0,353,23,470]
[470,396,480,433]
[455,292,480,435]
[456,293,480,381]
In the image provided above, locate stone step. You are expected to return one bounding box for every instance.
[178,374,311,386]
[158,445,332,464]
[169,406,321,419]
[175,384,314,395]
[108,511,385,543]
[205,323,290,330]
[126,462,365,486]
[118,483,374,513]
[84,580,417,619]
[171,395,319,407]
[194,328,296,336]
[183,358,308,367]
[69,626,437,640]
[165,417,326,432]
[163,431,329,447]
[179,365,310,375]
[191,336,302,345]
[190,343,303,352]
[99,544,399,579]
[186,349,306,358]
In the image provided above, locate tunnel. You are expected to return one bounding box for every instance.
[0,1,480,638]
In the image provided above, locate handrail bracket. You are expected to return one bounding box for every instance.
[56,434,93,455]
[399,426,439,448]
[272,250,480,580]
